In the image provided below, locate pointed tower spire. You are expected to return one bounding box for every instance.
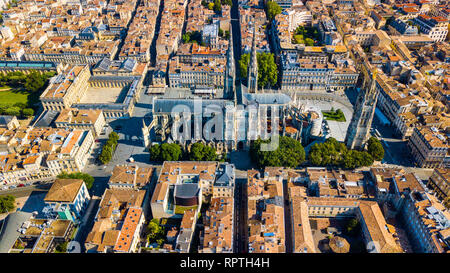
[247,22,258,93]
[345,67,379,150]
[225,25,235,101]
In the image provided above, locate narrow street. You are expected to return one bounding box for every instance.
[113,0,142,60]
[149,0,165,66]
[283,180,293,253]
[234,177,248,253]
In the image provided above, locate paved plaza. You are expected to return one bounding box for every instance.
[80,87,128,104]
[298,99,353,142]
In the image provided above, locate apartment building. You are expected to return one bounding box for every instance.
[168,56,226,88]
[92,58,148,78]
[306,167,366,199]
[151,161,235,219]
[118,0,159,62]
[413,14,449,42]
[46,130,94,176]
[200,197,234,253]
[40,65,90,111]
[55,109,106,137]
[407,126,449,168]
[393,112,420,140]
[0,61,63,75]
[108,165,154,190]
[43,179,91,221]
[239,7,270,54]
[85,189,146,253]
[279,54,359,93]
[370,167,424,203]
[175,209,197,253]
[427,168,450,201]
[400,191,450,253]
[0,211,74,253]
[247,169,286,253]
[0,153,52,185]
[0,127,93,184]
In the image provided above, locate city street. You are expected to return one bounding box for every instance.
[283,180,293,253]
[371,113,414,167]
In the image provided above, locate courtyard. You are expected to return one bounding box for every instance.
[80,86,129,104]
[309,217,366,253]
[299,99,353,142]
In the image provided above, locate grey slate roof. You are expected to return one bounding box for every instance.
[174,183,199,199]
[34,111,59,128]
[244,93,292,105]
[153,98,232,114]
[215,163,235,186]
[0,211,33,253]
[0,115,14,126]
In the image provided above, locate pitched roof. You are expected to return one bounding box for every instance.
[44,179,84,203]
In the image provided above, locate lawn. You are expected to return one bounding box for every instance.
[292,25,321,46]
[174,205,198,215]
[0,88,31,106]
[322,110,346,122]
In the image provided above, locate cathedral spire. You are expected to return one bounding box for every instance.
[247,23,258,93]
[345,67,379,150]
[225,25,235,101]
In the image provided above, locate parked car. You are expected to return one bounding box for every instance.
[18,184,25,187]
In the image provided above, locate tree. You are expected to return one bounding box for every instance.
[150,143,182,162]
[150,144,161,162]
[367,137,384,161]
[182,33,190,43]
[189,142,217,161]
[308,137,346,167]
[109,131,119,142]
[309,138,374,169]
[304,37,315,46]
[0,195,15,213]
[55,242,68,253]
[160,143,182,161]
[57,172,95,189]
[250,136,305,168]
[5,107,21,117]
[22,108,34,118]
[99,132,119,164]
[239,52,278,88]
[239,53,250,79]
[99,145,112,164]
[208,2,214,10]
[257,52,277,88]
[222,0,232,6]
[266,1,282,21]
[213,0,221,13]
[147,219,165,246]
[345,218,360,236]
[24,70,45,92]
